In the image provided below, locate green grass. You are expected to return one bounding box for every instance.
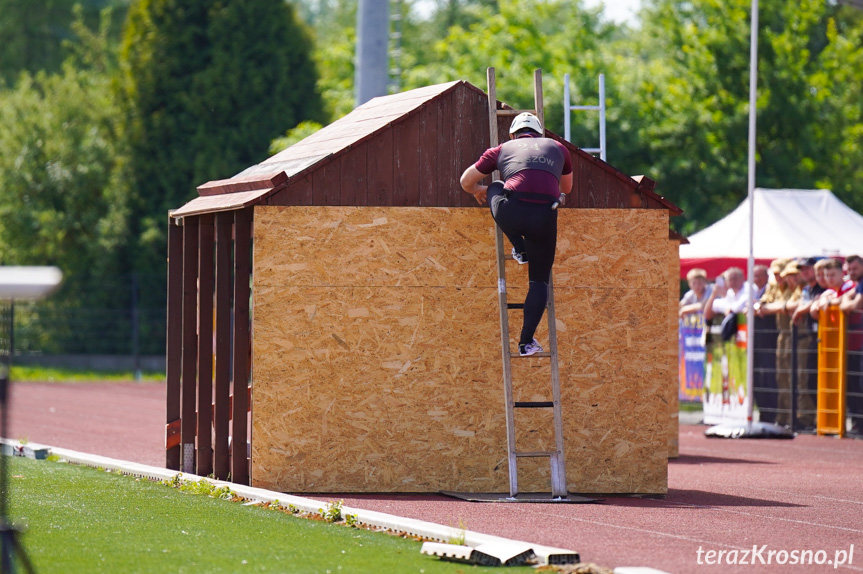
[10,365,165,383]
[9,457,528,573]
[678,401,703,412]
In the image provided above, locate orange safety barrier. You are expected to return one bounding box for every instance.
[817,305,846,436]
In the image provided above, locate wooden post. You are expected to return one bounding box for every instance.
[213,211,233,480]
[196,213,215,476]
[181,216,199,474]
[231,208,252,484]
[165,216,183,470]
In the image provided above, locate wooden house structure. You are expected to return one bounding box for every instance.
[167,79,683,494]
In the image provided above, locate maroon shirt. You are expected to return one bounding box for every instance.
[475,134,572,203]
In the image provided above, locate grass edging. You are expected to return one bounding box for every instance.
[14,441,578,566]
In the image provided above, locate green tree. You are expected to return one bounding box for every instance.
[297,0,358,119]
[611,0,863,234]
[119,0,325,276]
[805,8,863,211]
[0,10,127,278]
[0,0,129,86]
[399,0,611,137]
[0,8,135,353]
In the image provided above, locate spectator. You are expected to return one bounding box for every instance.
[704,267,750,322]
[754,260,801,426]
[791,257,825,430]
[753,264,770,300]
[810,258,855,319]
[839,255,863,435]
[679,268,713,317]
[750,259,787,423]
[792,257,825,348]
[839,255,863,313]
[792,257,824,324]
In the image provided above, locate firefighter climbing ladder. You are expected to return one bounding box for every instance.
[486,67,568,499]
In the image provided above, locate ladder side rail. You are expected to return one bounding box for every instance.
[545,276,567,497]
[598,73,607,161]
[563,72,607,161]
[563,73,571,142]
[496,225,518,497]
[487,67,519,497]
[533,69,545,131]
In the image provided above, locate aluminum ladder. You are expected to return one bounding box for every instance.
[486,67,567,499]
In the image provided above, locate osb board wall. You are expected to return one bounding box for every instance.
[251,206,670,494]
[668,240,681,458]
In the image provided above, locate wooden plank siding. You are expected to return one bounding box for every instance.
[165,210,255,482]
[393,116,421,206]
[213,211,233,480]
[180,217,199,473]
[368,127,392,206]
[165,217,183,470]
[231,208,252,485]
[339,146,367,206]
[196,213,215,477]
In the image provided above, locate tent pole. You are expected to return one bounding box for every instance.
[745,0,758,428]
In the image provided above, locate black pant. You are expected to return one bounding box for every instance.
[487,181,557,346]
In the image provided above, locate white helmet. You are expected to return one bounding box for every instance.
[509,112,543,135]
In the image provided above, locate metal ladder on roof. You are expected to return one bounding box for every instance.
[486,68,567,499]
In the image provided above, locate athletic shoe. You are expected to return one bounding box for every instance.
[518,339,543,356]
[511,248,528,264]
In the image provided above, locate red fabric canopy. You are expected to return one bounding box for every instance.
[680,257,772,280]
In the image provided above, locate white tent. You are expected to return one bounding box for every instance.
[679,188,863,278]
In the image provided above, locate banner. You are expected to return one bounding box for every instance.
[703,314,750,425]
[679,313,706,402]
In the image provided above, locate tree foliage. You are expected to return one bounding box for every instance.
[297,0,358,119]
[119,0,325,275]
[611,0,863,234]
[298,0,862,235]
[0,9,127,284]
[400,0,610,131]
[0,0,129,86]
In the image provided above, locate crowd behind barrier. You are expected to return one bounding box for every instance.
[679,255,863,437]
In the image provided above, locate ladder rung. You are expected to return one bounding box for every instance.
[506,302,555,311]
[514,401,554,408]
[510,351,552,358]
[515,451,557,458]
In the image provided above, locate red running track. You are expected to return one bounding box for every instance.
[10,381,863,573]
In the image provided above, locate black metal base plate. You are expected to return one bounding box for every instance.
[705,421,796,439]
[440,491,602,503]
